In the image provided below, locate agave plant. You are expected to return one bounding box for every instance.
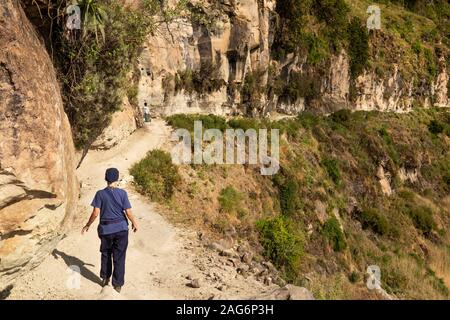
[76,0,107,44]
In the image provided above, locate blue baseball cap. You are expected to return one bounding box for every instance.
[105,168,119,183]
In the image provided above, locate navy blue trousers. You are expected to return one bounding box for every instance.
[99,230,128,287]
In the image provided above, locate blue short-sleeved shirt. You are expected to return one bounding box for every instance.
[91,187,131,235]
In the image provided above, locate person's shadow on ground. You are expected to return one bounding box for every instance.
[52,249,102,286]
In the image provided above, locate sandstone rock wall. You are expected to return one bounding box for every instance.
[0,0,78,287]
[91,95,140,150]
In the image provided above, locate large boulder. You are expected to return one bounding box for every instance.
[0,0,78,287]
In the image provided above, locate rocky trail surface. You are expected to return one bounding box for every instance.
[7,119,309,300]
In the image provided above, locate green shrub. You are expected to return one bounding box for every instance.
[273,173,301,216]
[412,41,422,55]
[199,114,228,131]
[241,69,266,111]
[424,48,438,79]
[349,271,361,283]
[359,208,391,236]
[256,216,304,275]
[227,117,262,131]
[166,114,196,131]
[280,179,301,215]
[218,186,243,213]
[271,0,310,58]
[378,127,393,144]
[428,120,444,134]
[130,149,180,202]
[347,17,369,79]
[297,112,319,129]
[398,189,415,201]
[313,0,349,40]
[304,34,329,65]
[406,206,436,235]
[444,174,450,189]
[377,126,400,166]
[321,158,341,185]
[175,61,225,94]
[330,109,351,124]
[282,71,321,103]
[322,216,347,252]
[272,119,303,139]
[166,114,227,132]
[429,272,449,296]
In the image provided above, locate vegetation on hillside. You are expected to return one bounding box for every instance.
[145,108,450,299]
[130,149,181,202]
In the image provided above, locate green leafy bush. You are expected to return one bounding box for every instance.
[428,120,444,134]
[271,0,310,58]
[218,186,243,213]
[130,149,181,202]
[321,158,341,185]
[444,174,450,189]
[378,127,393,144]
[304,34,329,65]
[330,109,351,124]
[272,0,349,59]
[377,126,400,166]
[312,0,349,40]
[241,69,266,111]
[349,271,361,283]
[406,206,436,235]
[282,71,321,103]
[256,216,304,276]
[424,48,438,79]
[175,62,226,94]
[347,17,369,79]
[322,216,347,252]
[227,117,263,131]
[359,208,391,236]
[296,112,319,129]
[166,114,227,132]
[280,179,301,215]
[273,173,301,216]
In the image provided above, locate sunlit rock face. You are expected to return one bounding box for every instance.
[0,0,79,287]
[136,0,448,117]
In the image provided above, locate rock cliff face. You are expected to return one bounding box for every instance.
[91,96,141,150]
[0,0,78,287]
[137,0,449,117]
[138,0,275,116]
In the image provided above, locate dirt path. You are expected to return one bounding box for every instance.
[8,119,275,300]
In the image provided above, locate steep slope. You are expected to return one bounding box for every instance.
[157,108,450,299]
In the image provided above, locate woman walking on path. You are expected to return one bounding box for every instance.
[82,168,138,293]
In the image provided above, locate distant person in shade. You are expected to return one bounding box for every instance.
[144,105,151,122]
[82,168,138,293]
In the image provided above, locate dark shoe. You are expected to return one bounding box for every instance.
[113,286,121,293]
[101,278,110,287]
